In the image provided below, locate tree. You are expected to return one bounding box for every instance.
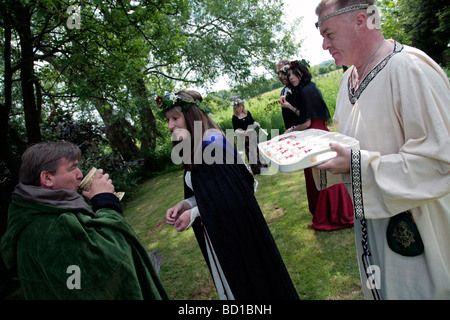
[1,0,300,165]
[0,0,300,241]
[379,0,449,66]
[378,0,410,45]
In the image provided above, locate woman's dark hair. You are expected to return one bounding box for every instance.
[287,62,312,89]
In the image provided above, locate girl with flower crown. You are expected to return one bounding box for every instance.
[232,99,265,175]
[279,61,354,231]
[159,90,299,300]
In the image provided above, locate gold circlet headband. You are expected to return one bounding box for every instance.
[315,4,370,28]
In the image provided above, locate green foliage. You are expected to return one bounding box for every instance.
[310,61,341,77]
[444,66,450,79]
[1,0,301,169]
[131,142,175,181]
[42,110,106,151]
[233,75,283,100]
[378,0,450,66]
[378,0,411,44]
[183,0,300,84]
[314,70,343,118]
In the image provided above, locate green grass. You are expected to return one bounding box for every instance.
[123,168,364,300]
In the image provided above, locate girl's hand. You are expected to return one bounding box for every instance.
[284,126,296,134]
[279,96,288,108]
[166,200,191,225]
[174,210,192,232]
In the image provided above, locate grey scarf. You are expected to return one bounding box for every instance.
[13,183,92,211]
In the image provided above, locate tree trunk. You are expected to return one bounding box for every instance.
[105,120,140,161]
[93,98,140,161]
[38,48,141,161]
[0,6,20,183]
[14,3,42,143]
[0,3,20,253]
[133,78,159,151]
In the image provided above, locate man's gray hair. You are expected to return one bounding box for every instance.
[19,141,81,186]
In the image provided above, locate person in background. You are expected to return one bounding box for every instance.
[279,60,354,231]
[161,90,299,300]
[0,141,168,299]
[314,0,449,299]
[276,59,292,98]
[232,99,264,175]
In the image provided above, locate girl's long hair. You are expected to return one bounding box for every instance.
[166,90,221,171]
[233,99,247,117]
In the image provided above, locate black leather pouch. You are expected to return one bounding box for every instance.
[386,210,424,257]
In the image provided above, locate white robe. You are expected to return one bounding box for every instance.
[315,42,450,299]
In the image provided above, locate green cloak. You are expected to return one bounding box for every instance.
[0,183,169,300]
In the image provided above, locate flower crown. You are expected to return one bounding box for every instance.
[232,99,246,107]
[280,59,310,74]
[155,92,211,114]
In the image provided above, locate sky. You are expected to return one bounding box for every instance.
[285,0,333,65]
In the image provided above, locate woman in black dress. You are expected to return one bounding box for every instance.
[160,90,299,299]
[279,61,354,231]
[232,99,263,175]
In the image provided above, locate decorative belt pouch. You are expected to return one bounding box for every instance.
[386,210,424,257]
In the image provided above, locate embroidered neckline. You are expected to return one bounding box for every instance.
[348,41,404,105]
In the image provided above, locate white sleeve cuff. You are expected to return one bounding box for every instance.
[183,195,197,208]
[185,206,200,230]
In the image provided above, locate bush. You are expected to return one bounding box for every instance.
[132,144,174,181]
[80,137,176,201]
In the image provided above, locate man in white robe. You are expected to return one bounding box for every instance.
[313,0,450,299]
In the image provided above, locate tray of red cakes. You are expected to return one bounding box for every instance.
[258,129,359,172]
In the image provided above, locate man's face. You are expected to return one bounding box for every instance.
[47,157,83,191]
[276,64,289,86]
[319,9,356,67]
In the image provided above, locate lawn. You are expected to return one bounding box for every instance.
[123,167,364,300]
